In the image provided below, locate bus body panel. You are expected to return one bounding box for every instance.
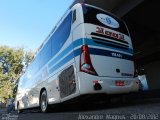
[77,72,139,95]
[15,3,139,111]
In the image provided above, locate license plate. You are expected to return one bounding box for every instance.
[115,81,125,86]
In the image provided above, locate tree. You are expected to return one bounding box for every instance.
[0,80,13,103]
[0,46,34,103]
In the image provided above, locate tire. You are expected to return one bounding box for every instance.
[17,102,23,114]
[40,90,49,113]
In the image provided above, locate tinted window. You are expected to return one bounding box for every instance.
[40,39,52,67]
[32,54,40,73]
[51,12,72,56]
[27,53,40,77]
[18,74,27,89]
[22,12,72,79]
[82,5,129,35]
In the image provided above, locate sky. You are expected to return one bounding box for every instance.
[0,0,74,52]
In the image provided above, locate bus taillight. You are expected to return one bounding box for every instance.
[80,45,98,76]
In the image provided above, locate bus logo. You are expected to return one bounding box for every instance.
[96,14,119,28]
[106,17,111,24]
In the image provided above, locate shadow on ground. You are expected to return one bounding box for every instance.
[19,90,160,114]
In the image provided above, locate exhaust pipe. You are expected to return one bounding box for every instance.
[94,83,102,90]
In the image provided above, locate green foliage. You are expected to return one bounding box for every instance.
[0,46,34,103]
[0,80,13,103]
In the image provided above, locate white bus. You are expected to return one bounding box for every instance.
[15,3,140,113]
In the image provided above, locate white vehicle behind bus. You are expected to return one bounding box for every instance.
[15,3,140,113]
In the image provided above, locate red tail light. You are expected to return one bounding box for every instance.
[80,45,98,76]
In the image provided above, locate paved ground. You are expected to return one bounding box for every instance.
[0,97,160,120]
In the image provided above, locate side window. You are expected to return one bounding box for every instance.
[40,39,52,67]
[51,12,72,56]
[72,10,76,23]
[27,63,33,79]
[18,74,27,89]
[31,54,40,74]
[27,53,40,78]
[22,12,72,78]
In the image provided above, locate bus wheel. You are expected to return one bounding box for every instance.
[17,102,23,114]
[40,90,49,113]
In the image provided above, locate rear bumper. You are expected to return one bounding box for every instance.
[78,72,139,95]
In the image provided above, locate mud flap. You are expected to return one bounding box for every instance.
[59,65,76,98]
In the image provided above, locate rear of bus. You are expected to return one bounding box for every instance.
[72,3,139,95]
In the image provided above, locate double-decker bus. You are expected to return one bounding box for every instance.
[15,3,140,113]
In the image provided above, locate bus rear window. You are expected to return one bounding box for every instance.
[82,5,129,36]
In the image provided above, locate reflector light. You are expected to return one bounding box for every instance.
[115,81,124,86]
[93,80,99,84]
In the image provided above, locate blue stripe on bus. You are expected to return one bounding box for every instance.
[48,39,83,67]
[89,48,133,61]
[48,38,133,73]
[85,38,133,54]
[49,47,133,74]
[48,38,133,66]
[49,49,80,74]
